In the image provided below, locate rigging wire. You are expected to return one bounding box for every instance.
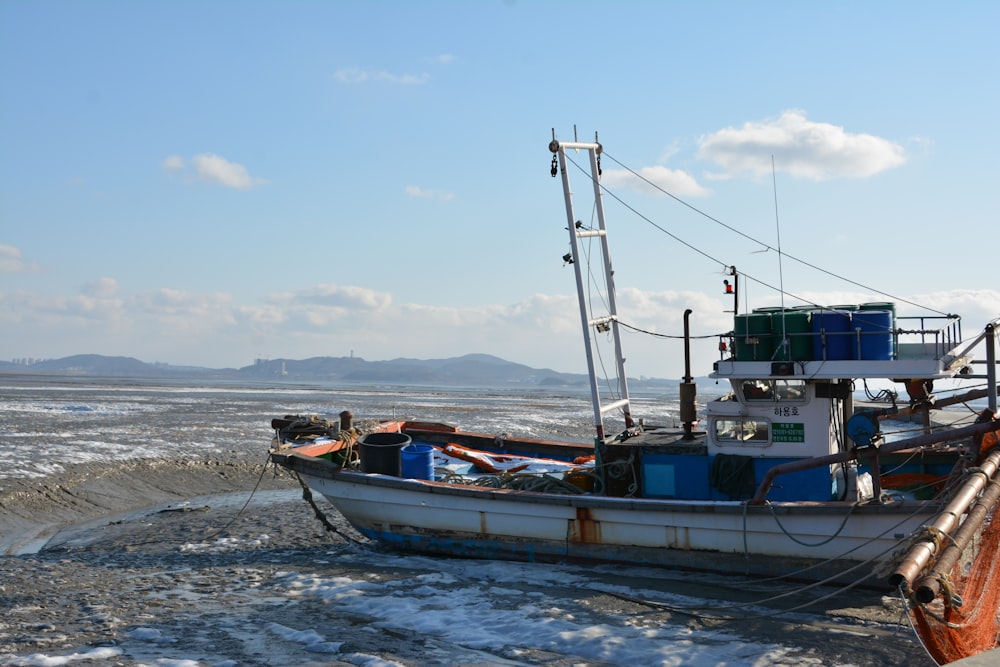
[772,155,787,313]
[771,155,790,360]
[588,151,951,317]
[617,319,722,340]
[566,154,813,311]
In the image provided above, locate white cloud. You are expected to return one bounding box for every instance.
[82,277,119,298]
[698,110,906,181]
[162,153,266,190]
[908,289,1000,321]
[3,278,996,378]
[262,284,394,330]
[333,67,430,85]
[295,284,393,311]
[333,67,369,84]
[162,155,184,171]
[191,153,268,190]
[601,166,710,198]
[0,245,39,273]
[405,185,455,201]
[236,304,287,327]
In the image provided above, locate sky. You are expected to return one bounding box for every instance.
[2,1,999,380]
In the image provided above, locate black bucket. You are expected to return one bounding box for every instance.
[358,432,411,476]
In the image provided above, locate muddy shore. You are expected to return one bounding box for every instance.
[0,461,931,666]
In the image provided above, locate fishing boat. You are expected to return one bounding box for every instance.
[270,133,1000,664]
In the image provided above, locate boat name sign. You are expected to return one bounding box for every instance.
[772,423,806,443]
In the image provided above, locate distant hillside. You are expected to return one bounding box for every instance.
[238,353,588,386]
[0,354,179,377]
[0,353,595,387]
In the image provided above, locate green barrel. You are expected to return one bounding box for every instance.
[734,312,774,361]
[860,301,895,318]
[770,309,812,361]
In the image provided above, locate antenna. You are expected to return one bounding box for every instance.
[772,156,788,360]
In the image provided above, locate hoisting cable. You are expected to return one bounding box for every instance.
[564,155,817,308]
[581,150,951,317]
[617,320,724,340]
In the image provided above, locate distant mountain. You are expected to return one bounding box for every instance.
[0,354,178,377]
[0,353,596,387]
[238,353,588,386]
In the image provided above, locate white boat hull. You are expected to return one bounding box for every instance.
[287,454,932,583]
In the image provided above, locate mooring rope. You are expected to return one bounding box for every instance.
[291,470,369,545]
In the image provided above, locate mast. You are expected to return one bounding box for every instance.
[550,131,634,442]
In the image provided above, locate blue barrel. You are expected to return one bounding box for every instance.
[812,310,852,360]
[401,443,435,480]
[853,310,893,360]
[860,302,897,358]
[359,432,411,476]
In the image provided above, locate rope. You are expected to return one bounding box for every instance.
[74,454,275,551]
[617,319,725,340]
[454,470,594,495]
[752,493,947,584]
[197,454,273,542]
[899,586,945,667]
[292,470,369,545]
[596,566,881,622]
[760,500,859,548]
[591,500,952,624]
[901,472,1000,663]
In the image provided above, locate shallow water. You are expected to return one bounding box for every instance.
[0,375,931,666]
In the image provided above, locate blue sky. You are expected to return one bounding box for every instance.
[2,1,998,379]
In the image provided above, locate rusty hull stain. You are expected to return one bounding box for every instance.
[573,507,601,543]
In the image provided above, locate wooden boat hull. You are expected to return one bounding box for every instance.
[276,450,934,584]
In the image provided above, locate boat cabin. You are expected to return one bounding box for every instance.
[606,306,974,505]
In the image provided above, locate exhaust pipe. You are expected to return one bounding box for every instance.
[680,309,697,440]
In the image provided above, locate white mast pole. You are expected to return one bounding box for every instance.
[586,136,634,432]
[551,138,604,440]
[550,133,633,441]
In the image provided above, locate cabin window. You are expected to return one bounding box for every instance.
[775,379,806,402]
[714,418,770,444]
[740,379,806,403]
[741,381,774,401]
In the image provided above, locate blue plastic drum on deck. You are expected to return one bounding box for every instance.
[860,302,897,358]
[852,310,894,360]
[811,310,852,360]
[401,443,435,480]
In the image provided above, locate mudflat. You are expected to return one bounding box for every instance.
[0,461,929,666]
